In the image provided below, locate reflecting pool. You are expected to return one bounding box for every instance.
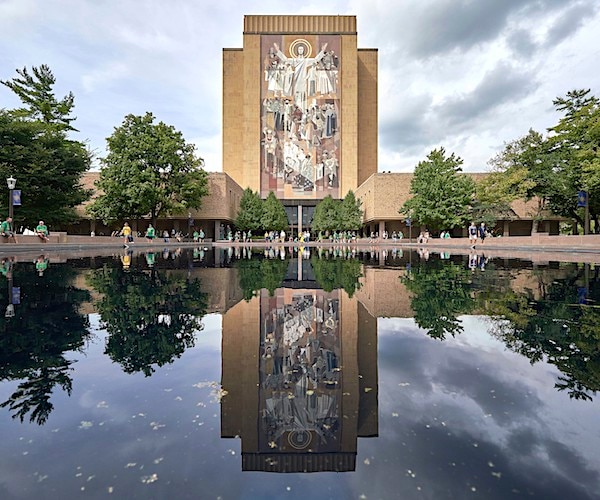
[1,247,599,499]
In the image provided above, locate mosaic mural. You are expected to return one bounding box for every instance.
[258,289,342,453]
[260,35,341,199]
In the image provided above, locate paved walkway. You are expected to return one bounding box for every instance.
[1,234,599,263]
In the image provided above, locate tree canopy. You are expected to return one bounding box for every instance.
[311,191,363,233]
[260,191,288,231]
[235,188,264,232]
[400,148,475,231]
[0,65,91,228]
[88,112,208,225]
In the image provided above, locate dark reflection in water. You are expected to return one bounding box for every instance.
[0,247,599,499]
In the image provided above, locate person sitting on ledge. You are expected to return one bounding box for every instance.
[35,220,49,242]
[1,216,17,243]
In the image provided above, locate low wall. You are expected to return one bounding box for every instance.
[0,232,67,244]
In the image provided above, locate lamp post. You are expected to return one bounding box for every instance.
[7,175,16,221]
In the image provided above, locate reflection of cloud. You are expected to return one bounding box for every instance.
[373,317,600,497]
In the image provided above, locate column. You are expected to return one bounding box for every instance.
[214,220,221,241]
[298,205,303,237]
[503,220,510,237]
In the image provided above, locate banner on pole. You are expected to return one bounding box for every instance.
[12,190,21,206]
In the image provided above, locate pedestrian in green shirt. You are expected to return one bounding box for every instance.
[145,224,156,241]
[1,217,17,243]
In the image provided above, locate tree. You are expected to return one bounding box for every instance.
[88,112,208,225]
[312,195,340,233]
[1,64,76,130]
[88,263,208,377]
[477,129,548,232]
[338,190,363,231]
[0,65,91,228]
[235,188,264,232]
[400,148,475,231]
[260,191,288,231]
[0,264,91,424]
[545,90,600,231]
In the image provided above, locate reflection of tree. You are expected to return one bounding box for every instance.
[402,261,475,339]
[88,266,208,377]
[236,257,289,301]
[0,265,91,425]
[485,270,600,401]
[310,256,363,297]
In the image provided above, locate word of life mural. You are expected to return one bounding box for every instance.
[259,289,342,453]
[261,35,340,199]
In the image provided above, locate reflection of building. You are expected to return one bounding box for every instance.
[221,261,378,472]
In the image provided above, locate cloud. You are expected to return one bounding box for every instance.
[436,62,537,127]
[543,2,599,48]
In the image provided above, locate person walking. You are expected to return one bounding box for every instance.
[468,222,478,247]
[121,222,133,248]
[478,222,487,244]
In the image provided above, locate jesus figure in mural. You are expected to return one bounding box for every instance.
[272,41,328,110]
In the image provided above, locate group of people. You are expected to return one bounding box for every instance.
[1,217,50,243]
[468,222,488,247]
[117,223,206,247]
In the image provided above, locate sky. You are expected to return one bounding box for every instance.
[1,0,599,173]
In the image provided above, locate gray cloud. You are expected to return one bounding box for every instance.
[507,28,539,58]
[436,63,537,127]
[543,2,599,48]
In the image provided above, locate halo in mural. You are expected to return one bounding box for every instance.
[289,38,312,58]
[288,430,313,450]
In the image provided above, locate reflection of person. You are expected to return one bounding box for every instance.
[121,250,132,270]
[1,216,17,243]
[0,257,13,278]
[35,220,49,242]
[35,255,49,276]
[145,252,155,267]
[478,222,487,244]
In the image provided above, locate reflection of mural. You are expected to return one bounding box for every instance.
[259,289,342,453]
[261,35,341,199]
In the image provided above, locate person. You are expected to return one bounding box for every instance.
[468,222,478,247]
[35,220,49,242]
[479,222,487,244]
[121,222,133,247]
[145,224,156,241]
[1,216,17,243]
[444,230,451,239]
[198,228,205,243]
[163,230,170,242]
[35,255,49,276]
[193,230,199,243]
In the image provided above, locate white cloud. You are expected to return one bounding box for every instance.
[1,0,599,174]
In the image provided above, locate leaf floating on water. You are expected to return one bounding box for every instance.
[79,421,93,430]
[150,422,166,430]
[96,401,109,408]
[392,413,399,417]
[398,382,410,387]
[125,463,137,468]
[364,387,372,392]
[153,457,164,465]
[364,458,370,465]
[268,441,277,449]
[175,396,183,401]
[140,474,158,484]
[306,390,314,396]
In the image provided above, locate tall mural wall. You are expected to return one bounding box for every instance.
[260,35,341,199]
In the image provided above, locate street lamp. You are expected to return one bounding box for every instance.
[6,175,16,220]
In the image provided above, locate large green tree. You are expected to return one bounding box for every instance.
[260,191,288,231]
[477,129,549,232]
[235,188,264,232]
[545,89,600,231]
[312,195,340,233]
[400,148,475,231]
[0,65,91,228]
[88,112,208,225]
[338,190,363,231]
